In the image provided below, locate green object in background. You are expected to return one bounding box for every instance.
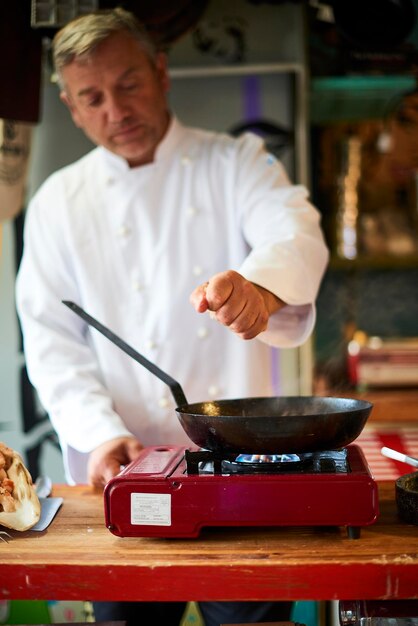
[292,600,320,626]
[0,599,90,624]
[310,75,416,123]
[2,600,51,624]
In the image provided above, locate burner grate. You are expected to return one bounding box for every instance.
[185,449,236,475]
[224,453,311,474]
[185,448,350,475]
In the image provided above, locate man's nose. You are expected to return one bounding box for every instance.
[106,93,129,122]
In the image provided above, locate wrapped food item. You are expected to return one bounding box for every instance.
[0,442,41,531]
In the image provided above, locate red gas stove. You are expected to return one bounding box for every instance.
[104,444,379,539]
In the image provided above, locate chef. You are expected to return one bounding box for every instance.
[16,7,329,626]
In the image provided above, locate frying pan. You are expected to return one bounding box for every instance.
[63,301,373,454]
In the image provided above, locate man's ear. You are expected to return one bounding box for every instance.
[155,52,170,94]
[60,91,82,128]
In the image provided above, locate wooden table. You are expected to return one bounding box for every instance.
[0,482,417,602]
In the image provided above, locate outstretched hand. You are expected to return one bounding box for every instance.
[190,270,285,340]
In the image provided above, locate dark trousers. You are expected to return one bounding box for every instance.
[92,600,293,626]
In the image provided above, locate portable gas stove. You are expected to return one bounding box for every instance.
[104,444,379,539]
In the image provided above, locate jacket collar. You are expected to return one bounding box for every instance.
[98,115,186,174]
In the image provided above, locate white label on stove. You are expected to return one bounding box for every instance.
[131,492,171,526]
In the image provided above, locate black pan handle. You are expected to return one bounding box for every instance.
[62,300,188,408]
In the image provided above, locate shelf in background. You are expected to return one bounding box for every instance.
[328,254,418,270]
[335,388,418,423]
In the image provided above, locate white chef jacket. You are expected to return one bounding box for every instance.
[16,116,329,484]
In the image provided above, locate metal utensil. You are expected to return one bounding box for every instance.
[63,300,187,407]
[381,446,418,468]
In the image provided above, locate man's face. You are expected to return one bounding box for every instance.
[60,31,170,167]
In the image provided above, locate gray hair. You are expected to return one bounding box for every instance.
[53,7,158,88]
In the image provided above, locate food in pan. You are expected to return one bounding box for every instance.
[0,441,41,531]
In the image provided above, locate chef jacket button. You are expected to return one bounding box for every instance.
[145,339,157,349]
[187,206,198,216]
[158,397,169,408]
[132,280,143,292]
[197,326,209,339]
[192,265,203,277]
[181,155,191,165]
[106,177,115,185]
[208,385,219,397]
[117,225,131,238]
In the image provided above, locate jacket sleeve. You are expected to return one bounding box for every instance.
[234,133,329,347]
[15,182,133,454]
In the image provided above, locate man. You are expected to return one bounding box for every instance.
[16,8,329,626]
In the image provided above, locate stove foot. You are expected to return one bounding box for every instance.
[347,526,361,539]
